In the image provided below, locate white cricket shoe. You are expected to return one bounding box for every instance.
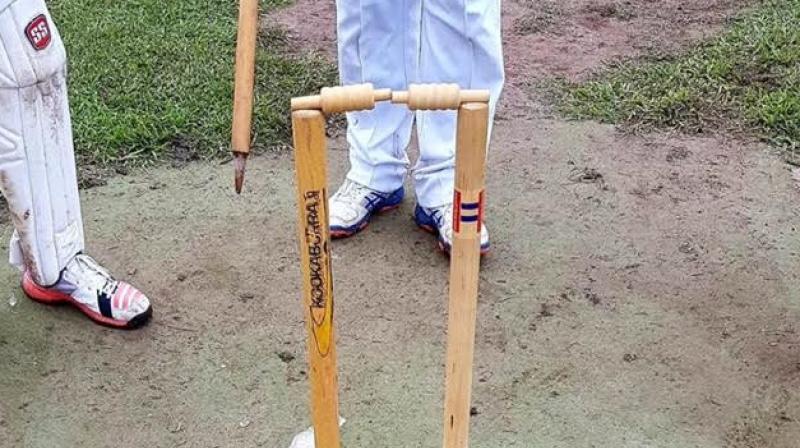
[329,179,404,238]
[22,254,153,329]
[415,202,490,255]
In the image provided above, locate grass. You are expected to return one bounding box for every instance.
[561,0,800,162]
[48,0,336,168]
[513,1,563,35]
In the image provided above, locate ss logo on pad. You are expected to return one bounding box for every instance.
[26,15,52,51]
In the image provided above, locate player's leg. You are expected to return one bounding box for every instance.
[329,0,421,238]
[413,0,504,253]
[0,0,151,328]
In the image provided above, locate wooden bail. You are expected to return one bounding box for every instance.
[392,84,491,110]
[291,83,392,114]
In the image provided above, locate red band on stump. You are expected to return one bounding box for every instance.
[477,190,484,232]
[453,191,462,233]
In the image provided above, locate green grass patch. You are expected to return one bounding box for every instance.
[561,0,800,161]
[48,0,336,167]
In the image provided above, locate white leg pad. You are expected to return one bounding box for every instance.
[0,0,84,286]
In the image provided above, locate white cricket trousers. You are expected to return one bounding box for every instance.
[336,0,504,207]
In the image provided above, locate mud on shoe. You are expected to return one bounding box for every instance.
[22,254,153,329]
[415,202,490,255]
[329,179,404,238]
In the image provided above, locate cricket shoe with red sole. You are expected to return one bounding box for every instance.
[415,202,490,255]
[22,254,153,329]
[329,179,404,238]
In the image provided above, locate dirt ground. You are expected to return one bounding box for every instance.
[2,1,799,447]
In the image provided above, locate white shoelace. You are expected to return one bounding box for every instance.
[429,202,454,233]
[333,179,375,212]
[441,203,454,231]
[61,254,116,296]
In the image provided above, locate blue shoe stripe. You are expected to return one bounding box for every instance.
[97,291,113,318]
[332,187,404,235]
[461,202,480,210]
[416,204,490,255]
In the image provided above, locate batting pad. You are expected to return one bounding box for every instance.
[0,0,84,286]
